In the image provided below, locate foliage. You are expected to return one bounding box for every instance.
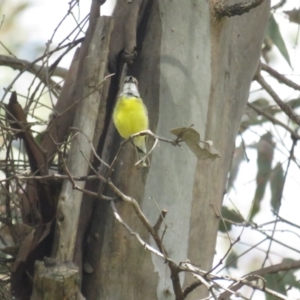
[222,2,300,298]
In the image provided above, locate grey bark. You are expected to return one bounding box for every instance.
[52,16,113,261]
[82,0,270,299]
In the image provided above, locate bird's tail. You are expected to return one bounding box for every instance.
[134,136,150,167]
[136,148,150,167]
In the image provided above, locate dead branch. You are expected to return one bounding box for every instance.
[0,54,67,79]
[180,261,293,300]
[271,0,286,10]
[5,92,48,175]
[0,38,83,103]
[110,202,166,259]
[153,209,168,232]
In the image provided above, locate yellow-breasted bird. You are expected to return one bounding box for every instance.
[113,76,149,166]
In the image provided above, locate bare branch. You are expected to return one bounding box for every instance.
[218,259,300,299]
[182,281,202,299]
[106,178,183,299]
[247,102,300,140]
[110,202,165,259]
[261,63,300,91]
[180,262,292,300]
[0,54,67,79]
[135,137,158,166]
[255,73,300,125]
[0,173,99,184]
[1,38,83,103]
[98,129,180,195]
[153,209,168,232]
[271,0,286,10]
[261,139,297,268]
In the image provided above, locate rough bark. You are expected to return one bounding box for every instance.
[31,260,81,300]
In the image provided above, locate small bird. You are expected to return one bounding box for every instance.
[113,76,149,166]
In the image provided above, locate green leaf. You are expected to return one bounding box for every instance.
[284,9,300,25]
[250,133,274,219]
[242,98,300,133]
[219,206,244,233]
[227,145,245,191]
[241,99,273,132]
[281,259,300,291]
[35,132,44,145]
[270,163,285,212]
[225,250,238,269]
[266,14,291,68]
[264,259,300,298]
[265,273,287,300]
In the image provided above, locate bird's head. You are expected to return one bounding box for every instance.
[124,76,138,86]
[121,76,140,98]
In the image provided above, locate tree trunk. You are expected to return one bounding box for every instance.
[81,0,270,299]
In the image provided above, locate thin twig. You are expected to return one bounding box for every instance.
[261,139,297,268]
[217,259,300,299]
[0,173,98,183]
[271,0,286,10]
[0,55,67,78]
[182,281,202,298]
[69,127,111,168]
[247,102,300,140]
[110,202,165,259]
[153,209,168,232]
[255,73,300,125]
[261,63,300,91]
[135,137,158,166]
[217,238,268,273]
[99,129,180,195]
[260,231,300,254]
[1,38,83,103]
[106,178,183,299]
[180,262,293,300]
[273,213,300,230]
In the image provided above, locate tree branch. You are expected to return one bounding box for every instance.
[217,259,300,299]
[271,0,286,10]
[180,261,294,300]
[182,281,202,299]
[261,63,300,91]
[0,38,83,103]
[0,54,67,79]
[247,102,300,140]
[110,202,166,259]
[106,178,183,300]
[255,73,300,125]
[214,0,265,19]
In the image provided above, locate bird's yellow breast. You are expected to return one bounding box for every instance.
[113,96,149,147]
